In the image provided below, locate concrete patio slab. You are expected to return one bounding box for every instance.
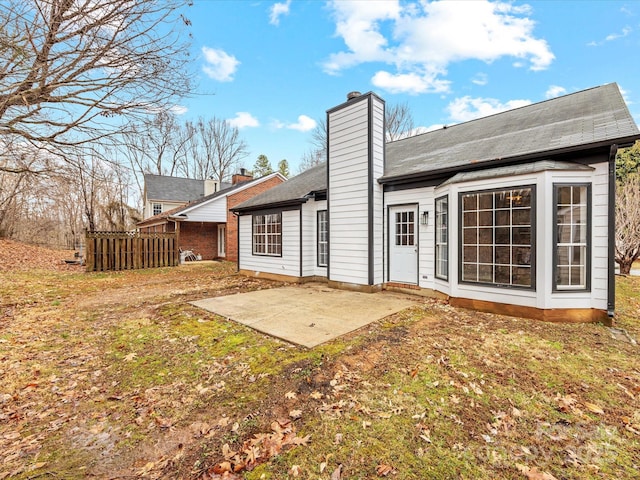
[190,283,418,348]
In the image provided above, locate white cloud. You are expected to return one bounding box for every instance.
[270,0,291,26]
[471,73,488,86]
[588,26,632,46]
[227,112,259,129]
[606,26,632,41]
[447,96,531,123]
[372,70,450,94]
[620,6,633,16]
[285,115,317,132]
[619,86,632,105]
[202,47,240,82]
[324,0,554,93]
[545,85,567,99]
[169,105,188,115]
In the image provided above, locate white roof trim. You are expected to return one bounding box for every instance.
[177,172,286,216]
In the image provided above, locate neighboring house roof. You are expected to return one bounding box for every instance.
[232,164,326,212]
[232,83,639,213]
[138,172,286,226]
[137,204,185,228]
[144,174,207,203]
[382,83,639,183]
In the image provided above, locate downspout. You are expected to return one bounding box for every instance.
[607,144,618,317]
[233,212,240,273]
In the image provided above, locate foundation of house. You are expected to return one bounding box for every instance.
[237,269,612,325]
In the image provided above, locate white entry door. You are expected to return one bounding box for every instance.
[217,225,226,257]
[389,205,418,284]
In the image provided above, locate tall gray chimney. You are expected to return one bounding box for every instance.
[327,91,385,291]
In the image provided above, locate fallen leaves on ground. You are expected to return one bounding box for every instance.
[516,464,559,480]
[0,238,81,272]
[201,419,310,476]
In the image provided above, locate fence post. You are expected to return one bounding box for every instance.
[85,232,94,272]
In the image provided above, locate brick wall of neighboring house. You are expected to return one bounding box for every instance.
[225,175,286,262]
[179,222,217,260]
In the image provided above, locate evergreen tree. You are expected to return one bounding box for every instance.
[278,159,290,178]
[616,141,640,181]
[253,154,273,177]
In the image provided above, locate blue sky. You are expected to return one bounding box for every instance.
[179,0,640,174]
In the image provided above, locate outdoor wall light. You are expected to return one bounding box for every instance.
[421,211,429,225]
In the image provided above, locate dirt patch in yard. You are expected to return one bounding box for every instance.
[1,241,639,480]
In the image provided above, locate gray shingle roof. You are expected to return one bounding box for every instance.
[144,174,205,202]
[233,163,326,211]
[233,83,639,211]
[382,83,639,181]
[440,160,594,187]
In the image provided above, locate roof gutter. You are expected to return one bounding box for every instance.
[378,136,640,186]
[231,197,308,214]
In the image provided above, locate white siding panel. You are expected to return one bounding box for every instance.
[590,163,609,309]
[182,197,227,223]
[301,200,328,278]
[238,210,300,277]
[372,97,385,284]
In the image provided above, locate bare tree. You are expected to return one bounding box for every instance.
[0,142,48,237]
[0,0,192,169]
[299,102,415,173]
[616,175,640,275]
[298,148,325,173]
[194,117,248,183]
[385,101,415,142]
[124,112,192,177]
[298,118,327,173]
[311,118,327,158]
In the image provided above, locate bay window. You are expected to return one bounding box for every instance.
[460,186,535,288]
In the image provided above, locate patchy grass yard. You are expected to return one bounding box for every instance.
[1,253,639,479]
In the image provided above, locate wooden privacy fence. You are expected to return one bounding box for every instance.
[85,231,179,272]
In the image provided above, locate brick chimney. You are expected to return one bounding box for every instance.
[232,168,253,185]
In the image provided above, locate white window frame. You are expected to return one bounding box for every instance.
[553,183,590,291]
[152,203,162,216]
[435,195,448,281]
[317,210,328,267]
[252,213,282,256]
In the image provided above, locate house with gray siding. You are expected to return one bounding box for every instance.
[232,84,640,323]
